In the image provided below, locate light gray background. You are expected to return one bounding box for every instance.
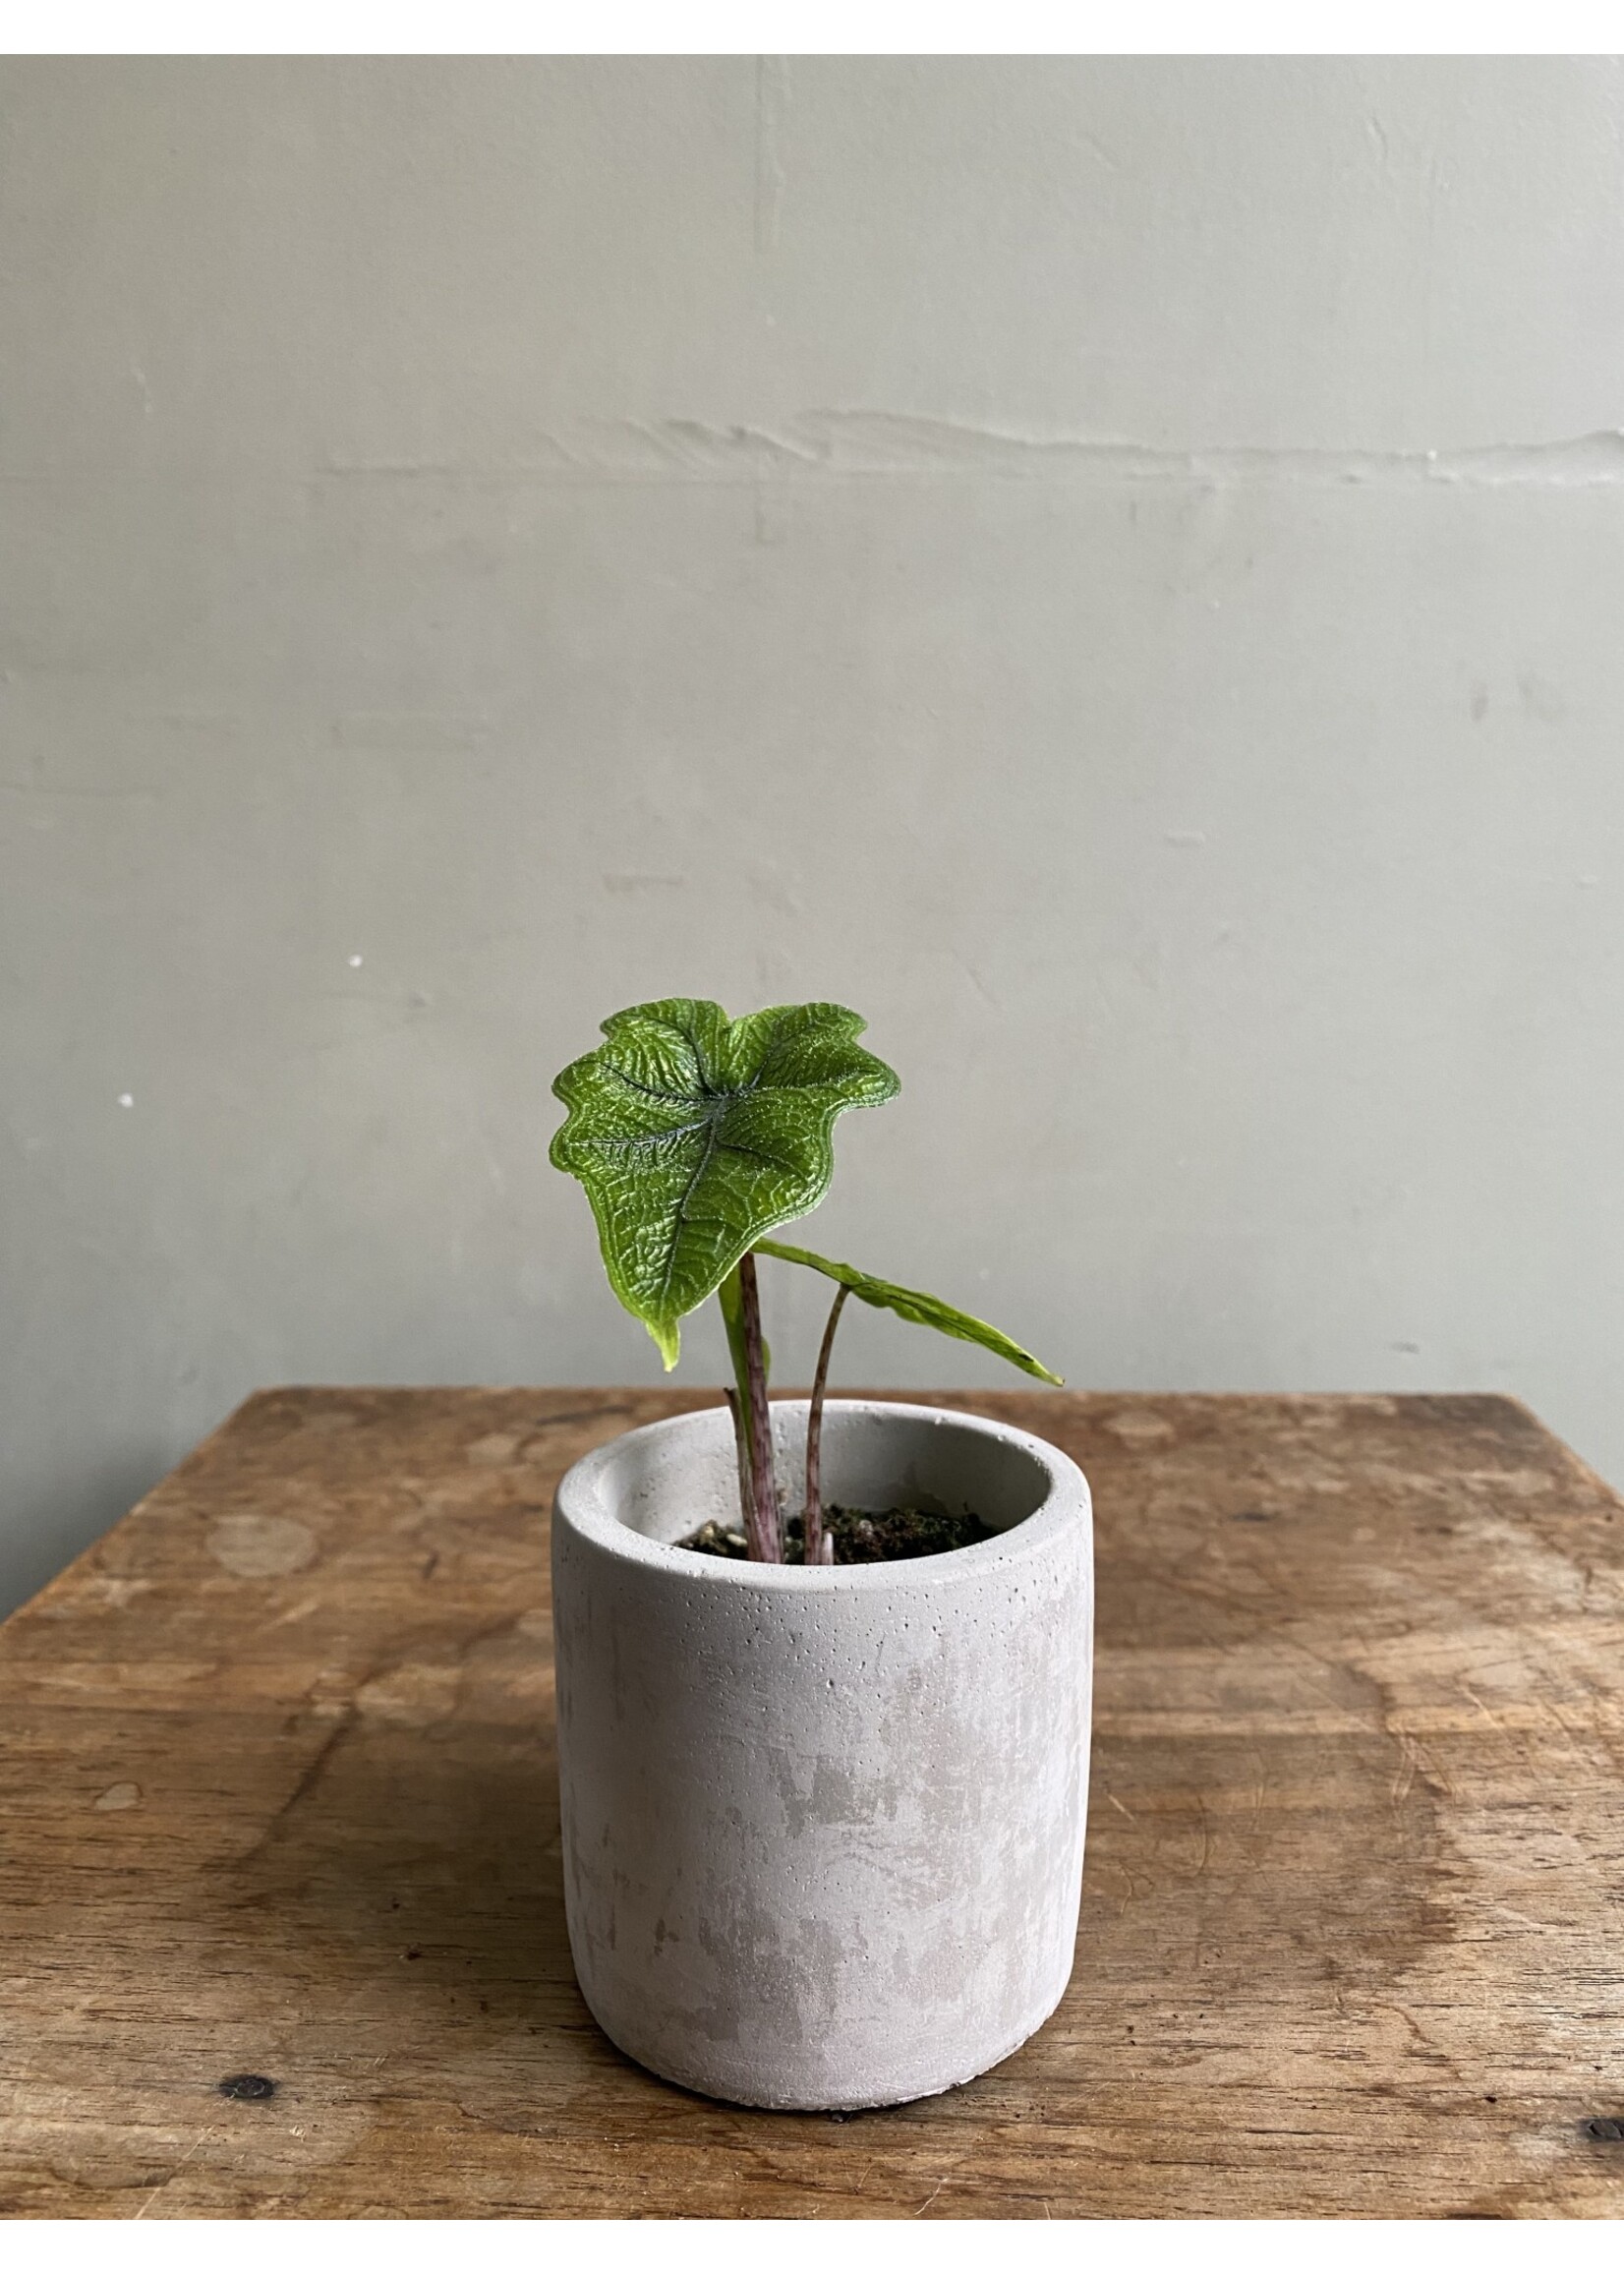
[4,55,1623,1615]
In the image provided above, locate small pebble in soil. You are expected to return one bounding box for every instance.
[678,1504,996,1564]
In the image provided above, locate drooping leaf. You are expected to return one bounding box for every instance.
[550,999,899,1366]
[755,1237,1064,1386]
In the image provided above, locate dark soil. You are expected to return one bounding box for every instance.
[678,1504,997,1565]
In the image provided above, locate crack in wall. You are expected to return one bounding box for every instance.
[309,414,1624,490]
[6,416,1622,491]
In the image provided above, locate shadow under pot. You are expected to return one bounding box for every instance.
[551,1397,1094,2111]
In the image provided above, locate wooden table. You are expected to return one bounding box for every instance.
[1,1387,1621,2220]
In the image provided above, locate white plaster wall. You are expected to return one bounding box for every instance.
[4,56,1623,1611]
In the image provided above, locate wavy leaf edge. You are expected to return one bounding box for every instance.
[550,997,899,1366]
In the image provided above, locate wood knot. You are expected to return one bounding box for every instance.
[218,2073,276,2101]
[1586,2117,1624,2141]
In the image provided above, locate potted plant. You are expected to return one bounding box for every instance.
[549,998,1093,2111]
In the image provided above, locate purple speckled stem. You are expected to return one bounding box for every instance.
[724,1387,756,1547]
[803,1282,848,1568]
[737,1252,781,1561]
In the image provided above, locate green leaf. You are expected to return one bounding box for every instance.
[550,999,899,1366]
[755,1237,1065,1386]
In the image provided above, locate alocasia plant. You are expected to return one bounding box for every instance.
[551,997,1062,1562]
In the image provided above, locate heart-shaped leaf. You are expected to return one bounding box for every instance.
[551,998,899,1366]
[755,1237,1065,1385]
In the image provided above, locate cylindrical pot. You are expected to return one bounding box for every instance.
[551,1397,1093,2111]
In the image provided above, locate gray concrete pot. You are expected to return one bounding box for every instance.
[551,1397,1093,2111]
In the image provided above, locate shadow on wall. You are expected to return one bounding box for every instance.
[2,1448,177,1620]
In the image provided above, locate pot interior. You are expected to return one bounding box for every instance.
[596,1401,1054,1547]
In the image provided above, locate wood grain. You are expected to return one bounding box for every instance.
[1,1387,1622,2219]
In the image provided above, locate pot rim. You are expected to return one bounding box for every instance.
[551,1395,1089,1594]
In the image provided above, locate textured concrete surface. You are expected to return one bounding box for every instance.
[551,1399,1094,2107]
[5,58,1624,1614]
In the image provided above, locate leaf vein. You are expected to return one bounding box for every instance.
[601,1064,700,1106]
[657,1119,721,1309]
